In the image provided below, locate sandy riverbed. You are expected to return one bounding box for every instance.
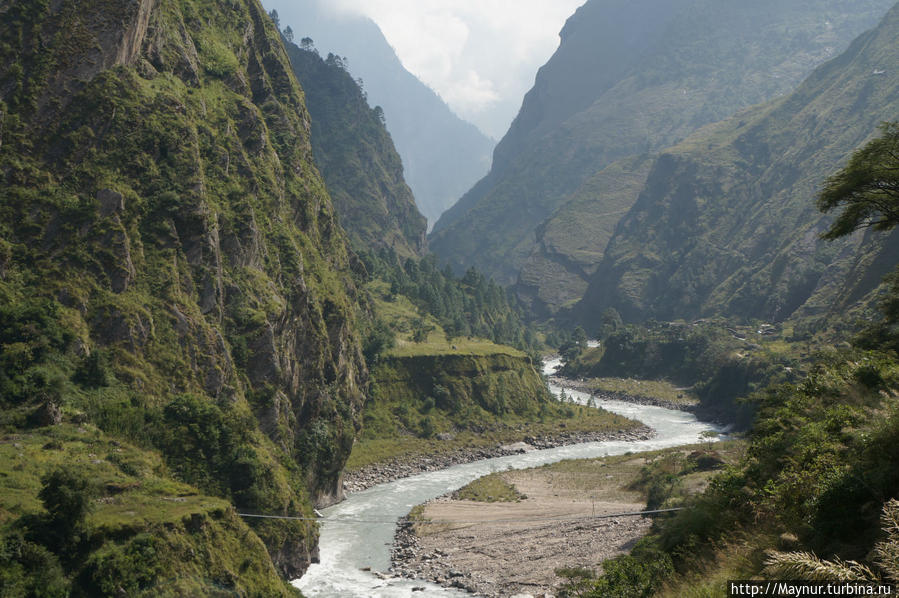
[391,456,657,597]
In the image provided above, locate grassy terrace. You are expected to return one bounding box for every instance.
[347,281,646,471]
[389,334,524,358]
[0,426,300,596]
[589,377,699,406]
[0,426,228,527]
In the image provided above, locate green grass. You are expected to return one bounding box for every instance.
[536,440,745,503]
[590,377,699,405]
[0,425,224,523]
[453,472,524,502]
[389,334,524,358]
[0,424,299,596]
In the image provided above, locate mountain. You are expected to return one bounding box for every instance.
[429,0,896,311]
[267,0,494,226]
[0,0,366,590]
[515,155,654,317]
[577,2,899,327]
[285,42,427,258]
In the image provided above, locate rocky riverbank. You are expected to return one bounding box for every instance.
[343,426,654,494]
[548,376,697,412]
[389,464,655,597]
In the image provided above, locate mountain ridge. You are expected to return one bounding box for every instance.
[285,41,427,258]
[576,1,899,326]
[430,0,896,308]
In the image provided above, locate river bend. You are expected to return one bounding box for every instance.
[295,357,720,597]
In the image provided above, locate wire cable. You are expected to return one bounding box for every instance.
[237,507,684,525]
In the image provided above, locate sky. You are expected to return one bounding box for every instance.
[305,1,586,138]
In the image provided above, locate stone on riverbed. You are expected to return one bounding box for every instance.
[500,441,535,453]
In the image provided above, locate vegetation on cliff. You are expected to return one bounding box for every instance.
[284,38,427,258]
[0,0,367,591]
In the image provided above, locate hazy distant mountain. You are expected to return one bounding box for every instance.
[429,0,896,316]
[268,1,494,227]
[576,2,899,326]
[286,42,427,258]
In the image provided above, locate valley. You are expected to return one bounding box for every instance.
[3,0,899,596]
[295,360,720,597]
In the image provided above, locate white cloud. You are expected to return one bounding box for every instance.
[324,0,586,138]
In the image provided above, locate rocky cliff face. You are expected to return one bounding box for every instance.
[429,0,895,311]
[577,2,899,326]
[514,155,654,318]
[285,42,427,258]
[1,0,366,580]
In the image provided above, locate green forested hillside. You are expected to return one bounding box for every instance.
[430,0,894,315]
[0,0,367,592]
[578,2,899,327]
[284,40,427,258]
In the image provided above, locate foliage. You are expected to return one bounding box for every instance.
[157,395,255,504]
[71,351,110,389]
[361,316,395,363]
[0,532,68,598]
[563,320,794,427]
[589,351,899,594]
[359,249,540,357]
[818,122,899,240]
[38,468,94,550]
[453,473,525,503]
[0,297,72,406]
[560,551,674,598]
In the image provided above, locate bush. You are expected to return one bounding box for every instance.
[0,532,68,598]
[38,468,94,551]
[81,534,163,596]
[561,552,674,598]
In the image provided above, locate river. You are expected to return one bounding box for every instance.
[294,357,721,597]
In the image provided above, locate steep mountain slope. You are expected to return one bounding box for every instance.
[0,0,366,588]
[285,42,427,258]
[430,0,895,292]
[267,0,494,226]
[577,2,899,325]
[515,155,654,317]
